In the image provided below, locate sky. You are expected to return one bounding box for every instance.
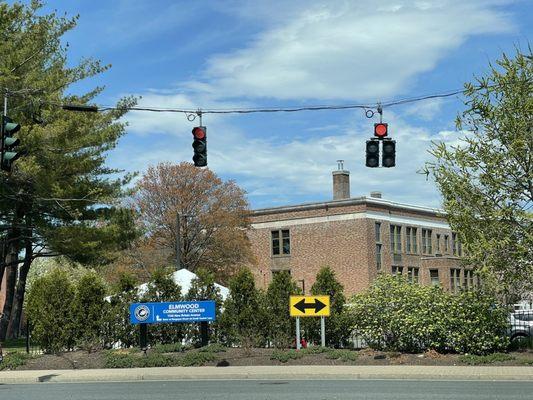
[34,0,532,209]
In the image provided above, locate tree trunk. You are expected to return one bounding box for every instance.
[7,233,32,339]
[0,251,18,341]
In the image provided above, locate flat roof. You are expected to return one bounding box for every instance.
[252,196,445,217]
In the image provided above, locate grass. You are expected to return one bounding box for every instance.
[459,353,515,365]
[198,343,226,353]
[325,349,359,362]
[180,351,216,366]
[151,343,184,354]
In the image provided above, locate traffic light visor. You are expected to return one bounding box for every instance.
[374,123,388,138]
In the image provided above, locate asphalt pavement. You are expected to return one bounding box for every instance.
[1,379,533,400]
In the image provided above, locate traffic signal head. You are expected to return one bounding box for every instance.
[1,116,22,172]
[365,140,379,168]
[382,139,396,168]
[374,123,388,139]
[192,126,207,167]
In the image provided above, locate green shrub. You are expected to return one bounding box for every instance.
[325,349,358,362]
[104,350,176,368]
[198,343,226,353]
[180,351,216,366]
[26,269,77,353]
[265,271,301,348]
[219,268,268,347]
[142,269,184,345]
[270,349,305,363]
[304,267,352,347]
[348,274,509,355]
[152,343,184,354]
[0,352,32,371]
[459,353,514,365]
[73,271,108,351]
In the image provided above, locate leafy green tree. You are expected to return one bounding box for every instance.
[349,274,509,354]
[186,268,224,344]
[219,268,267,347]
[106,272,140,348]
[141,268,183,345]
[306,266,351,347]
[0,1,137,340]
[26,268,77,353]
[265,271,300,348]
[73,271,108,351]
[426,48,532,301]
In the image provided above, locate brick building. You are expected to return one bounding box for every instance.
[247,166,472,295]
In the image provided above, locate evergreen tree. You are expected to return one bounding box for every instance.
[265,271,300,348]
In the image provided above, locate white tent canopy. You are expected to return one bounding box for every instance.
[136,268,229,300]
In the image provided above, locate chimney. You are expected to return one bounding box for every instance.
[332,160,350,200]
[370,191,382,199]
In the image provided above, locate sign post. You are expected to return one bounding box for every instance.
[320,317,326,347]
[290,295,330,349]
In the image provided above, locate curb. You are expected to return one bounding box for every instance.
[1,365,533,384]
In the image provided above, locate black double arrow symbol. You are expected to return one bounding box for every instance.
[293,298,327,313]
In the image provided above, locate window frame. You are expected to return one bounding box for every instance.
[429,269,440,286]
[390,224,402,254]
[271,229,291,256]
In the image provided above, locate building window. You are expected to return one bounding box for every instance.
[452,232,462,256]
[392,266,404,276]
[436,234,441,254]
[444,235,449,254]
[406,227,418,253]
[375,222,382,242]
[271,229,290,256]
[390,225,402,253]
[407,267,419,283]
[464,270,474,290]
[376,244,382,270]
[450,268,461,293]
[429,269,439,286]
[422,229,433,254]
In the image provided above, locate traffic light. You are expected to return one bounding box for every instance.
[192,126,207,167]
[374,122,388,139]
[382,139,396,168]
[1,116,22,172]
[365,139,379,168]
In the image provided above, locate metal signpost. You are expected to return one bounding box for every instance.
[130,300,216,349]
[289,295,330,349]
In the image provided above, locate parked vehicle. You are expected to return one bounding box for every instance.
[509,310,533,342]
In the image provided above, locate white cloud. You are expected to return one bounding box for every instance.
[194,0,513,101]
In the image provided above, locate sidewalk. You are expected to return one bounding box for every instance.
[1,365,533,384]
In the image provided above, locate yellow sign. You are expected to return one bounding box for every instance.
[289,295,330,317]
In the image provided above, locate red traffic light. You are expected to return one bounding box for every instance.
[192,126,206,139]
[374,123,388,138]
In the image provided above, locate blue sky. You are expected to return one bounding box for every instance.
[36,0,532,209]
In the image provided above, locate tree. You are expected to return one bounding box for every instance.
[186,268,224,344]
[141,268,183,345]
[219,268,266,347]
[0,2,137,340]
[26,268,77,353]
[73,271,108,351]
[133,162,253,282]
[306,266,351,347]
[426,48,533,301]
[265,271,300,348]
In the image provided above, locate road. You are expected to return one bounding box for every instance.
[0,379,532,399]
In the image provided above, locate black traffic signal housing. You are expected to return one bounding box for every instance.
[1,116,22,172]
[366,139,379,168]
[382,139,396,168]
[192,126,207,167]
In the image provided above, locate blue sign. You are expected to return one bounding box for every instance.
[129,300,216,325]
